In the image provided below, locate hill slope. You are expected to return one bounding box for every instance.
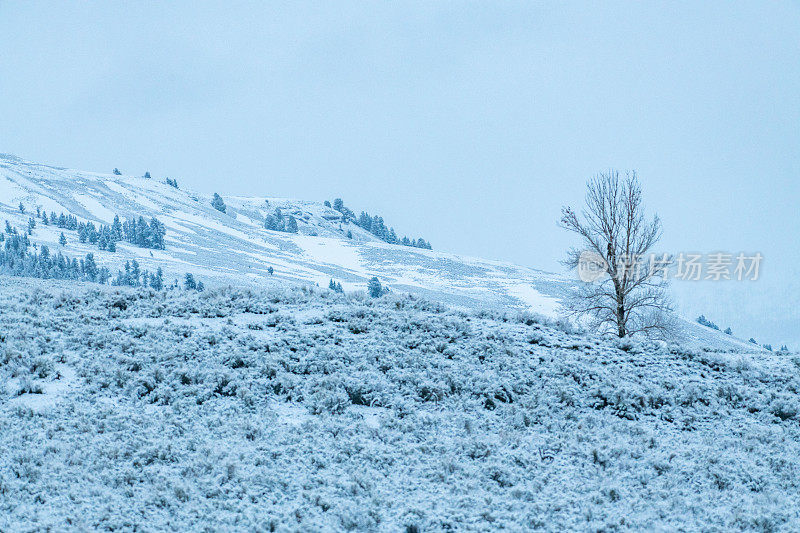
[1,276,798,531]
[0,153,754,351]
[0,153,566,312]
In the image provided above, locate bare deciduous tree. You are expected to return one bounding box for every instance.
[560,171,675,338]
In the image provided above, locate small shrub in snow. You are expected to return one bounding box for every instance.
[768,394,799,421]
[308,379,350,415]
[15,378,43,396]
[30,357,55,379]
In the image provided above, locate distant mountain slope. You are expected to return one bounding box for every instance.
[0,153,755,351]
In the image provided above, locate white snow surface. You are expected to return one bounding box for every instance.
[0,276,798,531]
[0,153,755,352]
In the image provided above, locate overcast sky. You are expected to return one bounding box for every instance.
[1,1,798,347]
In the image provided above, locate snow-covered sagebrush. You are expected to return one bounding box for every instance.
[1,275,799,531]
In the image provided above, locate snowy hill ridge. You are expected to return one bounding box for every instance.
[0,153,753,351]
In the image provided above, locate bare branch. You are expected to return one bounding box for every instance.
[560,171,674,339]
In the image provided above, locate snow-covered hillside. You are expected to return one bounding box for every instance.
[0,153,754,351]
[1,277,798,531]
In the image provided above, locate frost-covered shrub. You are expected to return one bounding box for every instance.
[677,382,712,407]
[347,319,369,334]
[768,394,799,421]
[341,373,389,407]
[613,337,643,353]
[309,387,350,415]
[416,380,450,403]
[732,356,753,374]
[717,383,745,407]
[515,311,546,326]
[15,377,43,396]
[1,277,800,532]
[484,459,517,488]
[1,347,23,366]
[29,357,55,379]
[590,385,644,419]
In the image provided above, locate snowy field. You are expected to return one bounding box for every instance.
[0,153,756,353]
[1,275,799,531]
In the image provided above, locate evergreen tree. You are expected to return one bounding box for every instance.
[136,216,149,246]
[0,226,113,283]
[114,262,134,286]
[347,203,433,249]
[286,216,298,233]
[264,214,279,231]
[358,212,372,232]
[149,218,166,249]
[367,277,382,298]
[18,202,25,214]
[184,273,197,290]
[112,215,123,241]
[724,327,733,335]
[265,208,285,231]
[329,279,344,293]
[211,193,227,213]
[151,267,164,290]
[113,168,122,175]
[59,233,67,246]
[144,171,151,179]
[83,253,98,282]
[130,260,141,286]
[371,216,385,239]
[696,315,719,330]
[87,223,99,245]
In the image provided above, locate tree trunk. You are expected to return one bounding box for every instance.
[613,278,626,337]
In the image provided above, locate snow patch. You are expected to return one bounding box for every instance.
[73,193,117,222]
[7,365,78,411]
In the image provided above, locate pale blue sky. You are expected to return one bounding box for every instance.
[1,2,798,347]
